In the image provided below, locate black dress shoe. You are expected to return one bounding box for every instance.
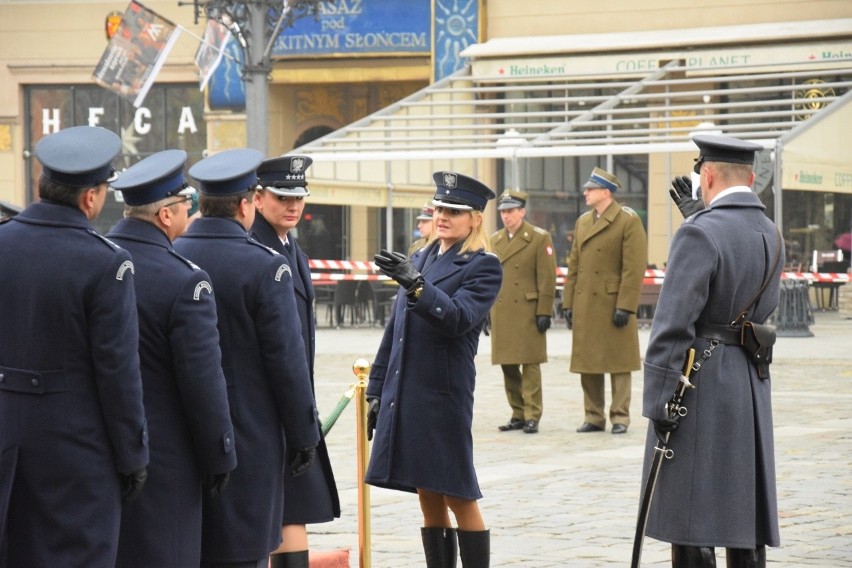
[522,420,538,433]
[576,422,605,433]
[611,423,628,434]
[498,418,525,432]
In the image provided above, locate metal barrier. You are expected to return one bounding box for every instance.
[772,279,814,337]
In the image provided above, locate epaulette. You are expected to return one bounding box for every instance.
[247,236,279,256]
[533,226,547,235]
[86,228,121,251]
[621,206,637,216]
[168,248,200,271]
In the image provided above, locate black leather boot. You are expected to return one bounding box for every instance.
[672,544,717,567]
[421,527,457,568]
[457,529,489,568]
[269,550,309,568]
[725,546,766,568]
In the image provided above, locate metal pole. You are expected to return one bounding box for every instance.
[352,358,372,568]
[244,2,269,154]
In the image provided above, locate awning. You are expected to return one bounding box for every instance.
[296,20,852,195]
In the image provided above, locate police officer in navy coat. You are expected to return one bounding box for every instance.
[0,126,148,566]
[252,155,340,568]
[366,171,502,568]
[174,148,320,568]
[107,150,237,567]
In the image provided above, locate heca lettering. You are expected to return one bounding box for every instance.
[42,106,198,135]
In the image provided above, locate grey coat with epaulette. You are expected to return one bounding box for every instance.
[642,190,782,548]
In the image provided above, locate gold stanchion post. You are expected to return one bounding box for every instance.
[352,358,372,568]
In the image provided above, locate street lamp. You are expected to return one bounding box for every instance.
[179,0,325,153]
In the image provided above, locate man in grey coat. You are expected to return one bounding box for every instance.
[641,135,782,567]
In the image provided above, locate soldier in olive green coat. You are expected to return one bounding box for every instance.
[490,190,557,434]
[562,168,647,435]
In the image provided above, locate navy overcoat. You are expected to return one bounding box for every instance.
[642,190,782,548]
[174,217,320,562]
[108,218,237,567]
[251,215,340,524]
[0,202,148,566]
[365,241,502,500]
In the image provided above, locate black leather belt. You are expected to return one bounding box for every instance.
[694,323,741,345]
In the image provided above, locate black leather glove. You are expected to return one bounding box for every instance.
[564,308,572,329]
[669,175,704,218]
[121,467,148,505]
[536,315,551,333]
[289,446,317,477]
[202,471,231,498]
[612,308,631,328]
[652,417,679,439]
[366,397,380,441]
[374,250,424,292]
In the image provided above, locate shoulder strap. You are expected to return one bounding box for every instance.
[731,226,783,326]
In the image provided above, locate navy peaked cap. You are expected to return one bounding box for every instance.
[693,135,762,173]
[35,126,121,188]
[189,148,263,195]
[431,171,495,211]
[111,149,189,205]
[257,155,312,197]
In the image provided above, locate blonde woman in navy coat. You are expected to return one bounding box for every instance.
[108,150,237,567]
[366,171,502,568]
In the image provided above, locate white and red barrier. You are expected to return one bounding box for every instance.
[306,259,850,285]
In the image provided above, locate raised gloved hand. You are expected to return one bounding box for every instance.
[612,308,631,328]
[536,315,551,333]
[668,175,704,218]
[121,467,148,505]
[366,397,380,441]
[202,471,231,498]
[289,446,317,477]
[564,309,572,329]
[652,417,679,439]
[374,250,424,292]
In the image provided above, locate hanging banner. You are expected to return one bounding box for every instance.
[195,19,232,92]
[92,1,180,108]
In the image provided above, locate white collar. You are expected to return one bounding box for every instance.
[710,185,752,206]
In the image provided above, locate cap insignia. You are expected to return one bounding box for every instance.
[443,172,457,189]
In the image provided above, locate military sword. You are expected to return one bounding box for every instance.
[631,347,696,568]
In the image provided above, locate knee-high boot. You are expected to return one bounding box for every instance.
[725,546,766,568]
[672,544,717,567]
[457,529,489,568]
[421,527,457,568]
[269,550,309,568]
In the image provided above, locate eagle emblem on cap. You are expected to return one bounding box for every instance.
[443,172,457,189]
[290,157,305,174]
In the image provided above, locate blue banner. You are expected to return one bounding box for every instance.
[433,0,480,81]
[272,0,431,56]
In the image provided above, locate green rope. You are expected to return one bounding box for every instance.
[321,385,356,437]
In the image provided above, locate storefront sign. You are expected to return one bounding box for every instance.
[472,41,852,78]
[272,0,430,56]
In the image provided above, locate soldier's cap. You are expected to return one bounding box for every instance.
[111,149,194,206]
[416,204,435,220]
[34,126,121,188]
[497,189,528,211]
[257,155,312,198]
[431,171,496,212]
[692,134,763,174]
[189,148,264,196]
[583,167,621,193]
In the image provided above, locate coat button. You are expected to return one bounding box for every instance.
[0,373,4,382]
[31,378,39,387]
[436,307,442,314]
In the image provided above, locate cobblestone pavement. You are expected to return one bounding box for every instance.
[306,311,852,567]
